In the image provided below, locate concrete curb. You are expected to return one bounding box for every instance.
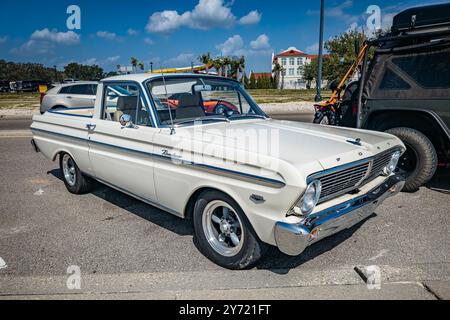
[1,263,448,299]
[0,130,32,138]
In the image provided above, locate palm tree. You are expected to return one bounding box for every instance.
[138,62,145,73]
[237,56,246,84]
[231,58,240,80]
[212,58,224,76]
[272,62,284,90]
[198,53,212,74]
[130,57,138,74]
[222,57,231,78]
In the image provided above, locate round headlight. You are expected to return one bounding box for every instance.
[383,151,402,176]
[300,180,322,215]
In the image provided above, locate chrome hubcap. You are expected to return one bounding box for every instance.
[62,154,76,187]
[202,200,244,257]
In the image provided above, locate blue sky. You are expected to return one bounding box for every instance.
[0,0,444,72]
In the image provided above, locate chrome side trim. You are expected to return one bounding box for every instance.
[31,128,285,189]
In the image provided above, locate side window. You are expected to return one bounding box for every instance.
[379,68,411,90]
[70,84,93,95]
[102,83,151,126]
[91,84,98,95]
[59,86,72,94]
[392,51,450,89]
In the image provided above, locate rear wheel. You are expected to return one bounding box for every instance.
[59,153,93,194]
[385,127,437,192]
[193,190,266,270]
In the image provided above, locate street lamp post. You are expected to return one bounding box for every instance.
[315,0,325,102]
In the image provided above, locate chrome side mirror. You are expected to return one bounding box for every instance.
[119,114,133,127]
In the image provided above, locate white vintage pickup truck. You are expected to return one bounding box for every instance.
[31,74,406,269]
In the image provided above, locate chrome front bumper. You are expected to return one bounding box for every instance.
[274,174,405,256]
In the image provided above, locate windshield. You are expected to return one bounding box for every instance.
[147,77,267,126]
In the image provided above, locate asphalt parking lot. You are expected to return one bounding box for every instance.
[0,119,449,299]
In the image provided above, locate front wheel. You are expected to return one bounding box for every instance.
[193,190,266,270]
[385,127,437,192]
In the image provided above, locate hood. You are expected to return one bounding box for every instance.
[176,119,403,172]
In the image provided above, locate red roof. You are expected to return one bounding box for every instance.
[251,72,271,79]
[307,54,319,60]
[275,49,307,58]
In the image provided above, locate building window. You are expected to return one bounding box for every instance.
[289,58,295,65]
[298,58,304,65]
[297,68,301,76]
[281,58,287,66]
[289,68,295,76]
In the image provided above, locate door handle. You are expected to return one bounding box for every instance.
[86,124,96,131]
[66,96,72,99]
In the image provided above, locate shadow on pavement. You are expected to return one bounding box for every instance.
[48,169,194,237]
[255,214,376,273]
[426,168,450,194]
[49,167,377,271]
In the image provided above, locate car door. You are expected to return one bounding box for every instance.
[87,82,158,202]
[65,84,96,108]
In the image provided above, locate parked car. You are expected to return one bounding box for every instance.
[40,82,98,114]
[31,74,406,269]
[0,81,10,93]
[337,3,450,191]
[9,80,48,92]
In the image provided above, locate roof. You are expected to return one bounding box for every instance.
[251,72,272,79]
[274,46,307,58]
[54,81,98,87]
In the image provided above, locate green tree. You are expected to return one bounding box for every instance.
[138,62,145,73]
[63,63,104,80]
[130,57,138,74]
[198,53,212,73]
[272,62,283,90]
[323,30,374,82]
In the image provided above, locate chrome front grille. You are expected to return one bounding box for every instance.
[309,149,399,204]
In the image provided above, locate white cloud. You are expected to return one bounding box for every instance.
[106,56,121,63]
[307,0,359,23]
[166,53,196,67]
[146,0,260,33]
[11,40,55,56]
[144,38,154,45]
[82,58,99,65]
[82,56,121,66]
[30,28,80,45]
[96,31,117,40]
[187,0,235,30]
[216,35,245,56]
[0,36,8,44]
[127,28,138,35]
[305,42,319,54]
[250,34,270,50]
[216,34,272,58]
[239,10,261,25]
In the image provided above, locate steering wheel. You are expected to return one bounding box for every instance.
[214,101,239,117]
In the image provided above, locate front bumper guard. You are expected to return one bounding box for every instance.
[274,174,405,256]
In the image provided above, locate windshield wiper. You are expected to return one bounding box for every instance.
[174,116,230,127]
[229,114,268,120]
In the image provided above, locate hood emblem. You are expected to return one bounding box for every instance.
[346,138,362,146]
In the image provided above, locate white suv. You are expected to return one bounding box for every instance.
[40,82,98,114]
